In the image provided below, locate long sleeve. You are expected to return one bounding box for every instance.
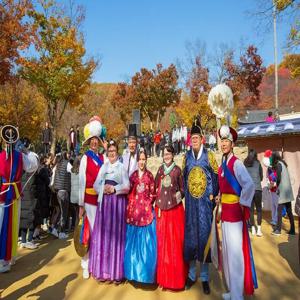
[50,166,56,188]
[276,163,282,186]
[259,162,263,181]
[78,154,87,206]
[115,164,130,195]
[93,164,106,205]
[22,152,39,173]
[233,159,255,208]
[177,169,185,198]
[155,167,161,195]
[208,151,219,197]
[149,172,156,203]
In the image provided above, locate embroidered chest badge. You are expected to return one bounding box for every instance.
[188,166,207,198]
[162,175,172,188]
[137,182,145,193]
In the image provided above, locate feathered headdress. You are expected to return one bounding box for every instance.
[208,84,234,118]
[82,116,103,146]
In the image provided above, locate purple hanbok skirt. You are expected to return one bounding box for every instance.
[88,191,127,281]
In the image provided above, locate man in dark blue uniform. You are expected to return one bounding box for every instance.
[183,116,219,295]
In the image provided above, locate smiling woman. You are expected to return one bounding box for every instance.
[89,142,130,282]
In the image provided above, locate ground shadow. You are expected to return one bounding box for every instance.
[27,273,78,299]
[128,280,158,291]
[2,274,48,300]
[278,233,300,279]
[0,234,72,291]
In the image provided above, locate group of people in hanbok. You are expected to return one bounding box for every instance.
[76,116,257,300]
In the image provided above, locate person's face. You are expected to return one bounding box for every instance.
[89,137,99,152]
[138,152,147,171]
[128,138,137,153]
[221,139,233,155]
[45,157,51,165]
[163,149,173,165]
[107,145,118,163]
[45,122,48,128]
[191,134,202,151]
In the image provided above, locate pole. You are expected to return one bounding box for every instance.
[273,1,279,113]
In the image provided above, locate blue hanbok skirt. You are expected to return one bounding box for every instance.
[124,217,157,283]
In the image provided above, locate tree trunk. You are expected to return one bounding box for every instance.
[48,102,58,155]
[156,111,160,130]
[50,125,57,155]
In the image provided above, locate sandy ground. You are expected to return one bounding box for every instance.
[1,152,300,300]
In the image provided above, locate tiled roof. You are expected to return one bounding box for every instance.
[237,118,300,139]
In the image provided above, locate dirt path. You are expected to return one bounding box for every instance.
[0,217,299,300]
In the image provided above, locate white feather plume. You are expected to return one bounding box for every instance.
[208,84,234,118]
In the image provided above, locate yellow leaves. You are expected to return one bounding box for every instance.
[175,92,216,131]
[0,79,46,142]
[275,0,293,11]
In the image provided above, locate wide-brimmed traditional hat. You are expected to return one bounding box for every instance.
[82,116,103,146]
[218,125,238,142]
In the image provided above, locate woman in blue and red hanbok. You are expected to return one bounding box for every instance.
[124,149,157,284]
[89,141,130,282]
[155,144,187,290]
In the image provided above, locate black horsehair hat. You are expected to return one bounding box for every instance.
[127,124,138,139]
[191,115,204,136]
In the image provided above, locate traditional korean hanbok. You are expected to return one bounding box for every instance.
[124,168,157,283]
[89,160,130,281]
[154,163,187,290]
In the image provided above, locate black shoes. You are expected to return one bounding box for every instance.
[185,277,196,290]
[185,278,210,294]
[202,281,210,295]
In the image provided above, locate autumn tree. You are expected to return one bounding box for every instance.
[20,0,97,154]
[60,83,124,141]
[224,45,266,109]
[112,64,181,129]
[112,82,136,125]
[0,79,46,141]
[280,53,300,77]
[259,64,300,112]
[0,0,36,84]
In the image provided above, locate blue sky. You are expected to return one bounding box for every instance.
[78,0,291,83]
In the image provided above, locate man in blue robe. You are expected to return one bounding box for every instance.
[183,116,219,295]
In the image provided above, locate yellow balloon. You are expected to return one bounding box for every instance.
[83,124,90,140]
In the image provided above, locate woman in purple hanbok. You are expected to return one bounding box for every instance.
[89,141,130,282]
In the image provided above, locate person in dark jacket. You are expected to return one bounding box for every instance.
[42,122,52,154]
[244,149,263,236]
[159,132,166,157]
[53,151,71,239]
[33,154,51,239]
[20,170,39,249]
